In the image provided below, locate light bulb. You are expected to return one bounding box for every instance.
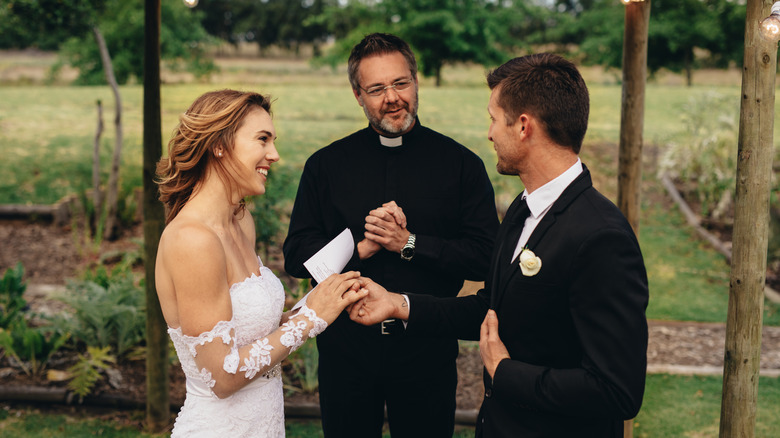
[761,3,780,42]
[761,15,780,41]
[183,0,198,7]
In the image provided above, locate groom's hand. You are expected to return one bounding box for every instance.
[348,277,409,325]
[480,310,510,379]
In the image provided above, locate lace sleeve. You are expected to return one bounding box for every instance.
[183,304,327,398]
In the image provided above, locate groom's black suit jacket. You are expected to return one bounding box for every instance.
[407,166,648,437]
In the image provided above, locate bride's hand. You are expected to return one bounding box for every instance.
[304,271,367,324]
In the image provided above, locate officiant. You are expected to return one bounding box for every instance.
[283,33,499,438]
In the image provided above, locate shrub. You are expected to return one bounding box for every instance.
[0,262,27,329]
[657,91,739,219]
[66,346,116,400]
[250,163,298,262]
[50,270,145,357]
[0,318,69,377]
[283,279,320,394]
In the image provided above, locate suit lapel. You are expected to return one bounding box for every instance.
[489,193,527,309]
[493,167,595,310]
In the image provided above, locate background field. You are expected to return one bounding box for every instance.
[2,52,780,436]
[2,52,778,325]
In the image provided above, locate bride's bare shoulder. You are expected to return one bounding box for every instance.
[159,216,224,266]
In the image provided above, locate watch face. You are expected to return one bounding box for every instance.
[402,247,413,258]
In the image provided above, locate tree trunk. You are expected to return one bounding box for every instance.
[143,0,170,432]
[618,0,651,237]
[719,1,776,436]
[92,26,123,241]
[92,99,104,233]
[618,2,651,437]
[685,49,693,87]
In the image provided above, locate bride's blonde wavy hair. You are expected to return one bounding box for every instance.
[156,89,272,224]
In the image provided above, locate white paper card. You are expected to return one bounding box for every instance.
[292,228,355,310]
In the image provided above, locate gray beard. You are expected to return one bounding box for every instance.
[364,104,417,137]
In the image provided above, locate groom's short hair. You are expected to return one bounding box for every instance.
[487,53,589,154]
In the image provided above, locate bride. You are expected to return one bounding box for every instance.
[154,89,367,437]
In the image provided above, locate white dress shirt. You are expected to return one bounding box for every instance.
[510,159,584,263]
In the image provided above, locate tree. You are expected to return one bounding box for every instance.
[209,0,335,56]
[56,0,216,85]
[92,25,124,241]
[195,0,254,50]
[701,0,747,69]
[312,0,545,86]
[550,0,744,86]
[142,0,169,431]
[0,0,101,50]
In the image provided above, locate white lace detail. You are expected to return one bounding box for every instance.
[167,262,287,437]
[240,338,274,379]
[223,344,239,374]
[280,319,307,352]
[299,304,328,338]
[188,319,233,357]
[199,367,216,389]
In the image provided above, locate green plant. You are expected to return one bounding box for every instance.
[67,346,117,400]
[283,278,320,394]
[250,163,298,262]
[0,318,69,377]
[285,339,320,394]
[657,91,739,219]
[51,270,145,357]
[0,262,27,329]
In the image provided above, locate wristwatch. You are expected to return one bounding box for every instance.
[401,233,416,261]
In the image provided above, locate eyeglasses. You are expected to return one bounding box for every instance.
[360,79,414,98]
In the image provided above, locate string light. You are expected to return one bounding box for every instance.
[620,0,645,4]
[183,0,198,7]
[760,2,780,42]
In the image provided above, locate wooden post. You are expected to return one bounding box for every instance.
[618,2,651,437]
[143,0,169,432]
[618,0,651,238]
[719,1,776,437]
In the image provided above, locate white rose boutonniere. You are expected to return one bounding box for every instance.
[518,248,542,276]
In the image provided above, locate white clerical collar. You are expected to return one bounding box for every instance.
[379,135,403,147]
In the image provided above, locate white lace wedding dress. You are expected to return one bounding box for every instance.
[167,259,303,437]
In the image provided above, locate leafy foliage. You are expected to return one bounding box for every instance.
[250,164,298,262]
[66,346,116,399]
[543,0,747,85]
[0,262,28,329]
[0,318,69,377]
[0,0,104,50]
[51,269,145,357]
[283,279,319,393]
[311,0,543,85]
[657,91,738,218]
[0,262,69,377]
[55,0,216,85]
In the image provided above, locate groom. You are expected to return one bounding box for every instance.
[350,53,649,438]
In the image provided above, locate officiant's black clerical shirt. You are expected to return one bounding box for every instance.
[283,119,498,298]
